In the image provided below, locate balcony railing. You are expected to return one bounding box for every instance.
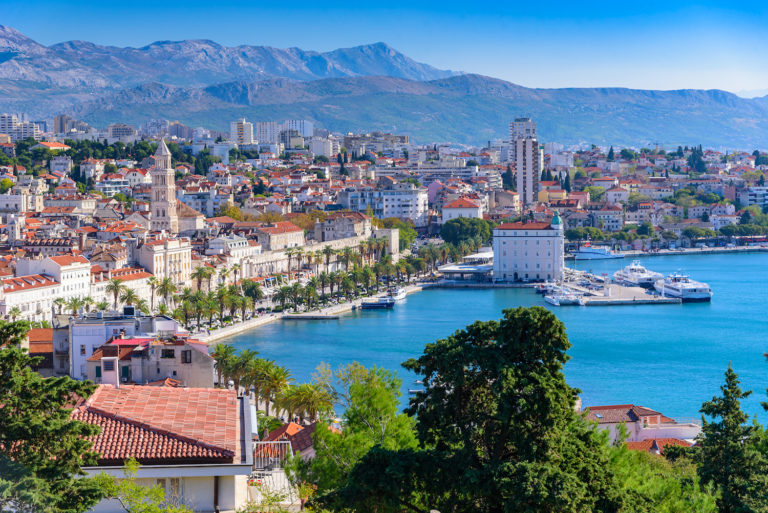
[252,440,293,470]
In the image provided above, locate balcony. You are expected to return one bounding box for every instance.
[54,346,69,355]
[252,440,293,471]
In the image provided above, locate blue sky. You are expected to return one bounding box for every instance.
[4,0,768,93]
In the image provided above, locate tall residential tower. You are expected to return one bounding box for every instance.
[510,117,541,205]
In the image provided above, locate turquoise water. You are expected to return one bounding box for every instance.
[225,252,768,421]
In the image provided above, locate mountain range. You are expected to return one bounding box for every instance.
[2,24,768,148]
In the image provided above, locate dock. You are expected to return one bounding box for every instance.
[283,314,341,320]
[551,276,682,306]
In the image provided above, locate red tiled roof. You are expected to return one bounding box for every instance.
[49,255,89,267]
[443,198,479,209]
[72,385,240,465]
[2,274,58,292]
[28,328,53,342]
[585,404,664,424]
[626,438,692,455]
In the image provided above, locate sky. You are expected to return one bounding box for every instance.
[4,0,768,94]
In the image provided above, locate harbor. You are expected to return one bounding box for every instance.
[221,251,768,422]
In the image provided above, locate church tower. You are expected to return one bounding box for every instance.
[150,140,179,234]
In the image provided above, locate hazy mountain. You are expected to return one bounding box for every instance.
[3,25,768,147]
[67,75,768,147]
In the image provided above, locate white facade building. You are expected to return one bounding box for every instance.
[338,183,429,227]
[17,255,91,303]
[492,213,564,282]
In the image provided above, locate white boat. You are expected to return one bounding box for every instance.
[360,296,396,309]
[544,291,586,306]
[654,273,712,302]
[574,244,624,260]
[387,287,407,301]
[613,260,663,288]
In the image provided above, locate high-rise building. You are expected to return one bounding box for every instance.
[229,118,254,144]
[54,114,75,134]
[108,123,137,139]
[282,119,314,138]
[510,117,541,205]
[256,122,280,144]
[150,140,179,234]
[0,114,19,136]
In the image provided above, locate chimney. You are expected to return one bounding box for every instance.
[100,356,120,388]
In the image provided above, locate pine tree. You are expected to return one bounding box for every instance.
[0,320,107,512]
[607,146,615,161]
[696,365,767,513]
[563,173,571,193]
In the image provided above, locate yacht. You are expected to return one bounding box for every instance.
[613,260,663,288]
[544,291,586,306]
[573,245,624,260]
[654,273,712,302]
[387,287,407,301]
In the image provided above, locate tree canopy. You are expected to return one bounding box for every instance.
[440,217,494,246]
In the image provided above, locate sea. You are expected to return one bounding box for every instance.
[223,252,768,421]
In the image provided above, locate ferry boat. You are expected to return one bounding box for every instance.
[653,273,712,302]
[573,245,624,260]
[613,260,663,288]
[387,287,407,301]
[360,296,396,309]
[544,291,586,306]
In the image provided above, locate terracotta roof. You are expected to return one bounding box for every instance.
[495,222,553,230]
[72,385,240,465]
[2,274,58,292]
[443,198,480,209]
[256,221,302,234]
[49,255,89,266]
[585,404,665,424]
[626,438,692,454]
[28,328,53,342]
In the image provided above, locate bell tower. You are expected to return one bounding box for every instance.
[150,140,179,234]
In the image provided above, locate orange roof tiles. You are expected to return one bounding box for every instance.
[2,274,58,292]
[72,385,240,465]
[496,222,553,230]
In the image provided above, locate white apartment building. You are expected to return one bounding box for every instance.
[0,114,18,136]
[230,118,254,145]
[50,155,74,174]
[11,122,42,142]
[492,213,564,282]
[441,198,483,223]
[282,119,314,138]
[256,122,280,144]
[206,235,261,260]
[16,255,91,302]
[0,274,59,322]
[338,183,429,227]
[137,238,192,286]
[309,137,340,158]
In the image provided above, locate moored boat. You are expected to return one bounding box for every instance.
[387,287,407,301]
[613,260,663,288]
[573,244,624,260]
[653,272,712,302]
[360,296,396,309]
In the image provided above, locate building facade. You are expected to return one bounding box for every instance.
[150,140,179,234]
[492,213,564,282]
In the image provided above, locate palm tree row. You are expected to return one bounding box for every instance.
[210,344,333,422]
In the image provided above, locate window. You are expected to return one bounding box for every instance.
[181,350,192,364]
[95,366,101,378]
[80,344,86,356]
[103,360,115,371]
[161,349,175,359]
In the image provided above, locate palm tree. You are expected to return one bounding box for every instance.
[303,285,318,310]
[156,303,170,317]
[231,349,259,393]
[157,277,177,308]
[318,272,330,299]
[322,245,335,272]
[362,266,375,294]
[215,285,229,322]
[358,240,369,265]
[81,296,94,313]
[280,383,333,423]
[285,248,296,280]
[261,363,292,416]
[240,296,253,320]
[105,278,126,310]
[340,247,354,271]
[218,267,230,286]
[119,288,139,307]
[341,276,355,299]
[226,294,241,320]
[96,300,109,312]
[192,266,214,292]
[211,343,237,387]
[205,296,218,326]
[66,297,85,317]
[294,248,304,277]
[273,286,291,311]
[290,282,304,312]
[135,299,150,315]
[53,297,66,315]
[8,306,21,321]
[331,271,344,297]
[230,263,242,291]
[147,276,158,312]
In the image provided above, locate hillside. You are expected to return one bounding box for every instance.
[3,25,768,147]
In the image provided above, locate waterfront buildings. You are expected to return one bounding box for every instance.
[492,213,564,282]
[337,182,429,227]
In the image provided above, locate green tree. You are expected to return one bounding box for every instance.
[101,458,192,513]
[637,221,655,237]
[0,320,107,513]
[296,363,417,497]
[695,365,767,513]
[607,145,615,161]
[320,307,625,512]
[440,217,494,245]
